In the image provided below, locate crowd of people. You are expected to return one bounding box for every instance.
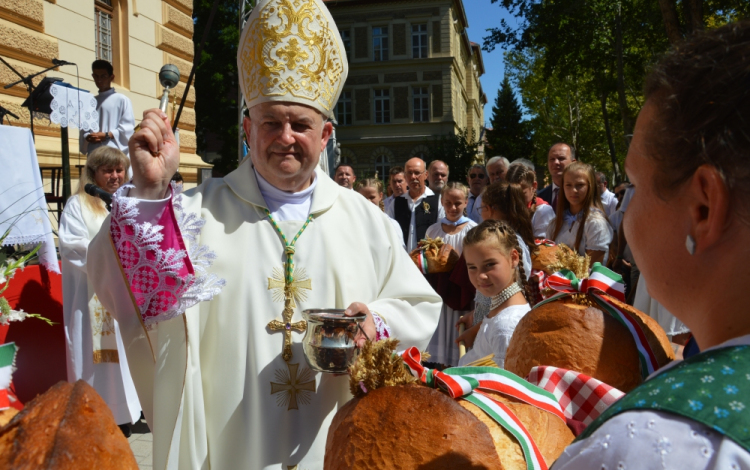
[332,139,641,371]
[50,3,750,467]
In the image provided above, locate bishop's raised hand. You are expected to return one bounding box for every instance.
[128,109,180,200]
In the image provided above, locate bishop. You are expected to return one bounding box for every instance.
[88,0,441,468]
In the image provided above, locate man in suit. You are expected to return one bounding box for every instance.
[387,157,444,251]
[538,143,576,212]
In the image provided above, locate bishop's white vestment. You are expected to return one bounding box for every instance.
[88,159,442,469]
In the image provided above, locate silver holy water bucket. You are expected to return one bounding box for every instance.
[301,309,367,374]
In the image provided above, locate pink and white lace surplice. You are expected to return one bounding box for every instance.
[109,183,225,327]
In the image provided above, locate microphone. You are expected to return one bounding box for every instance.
[52,58,76,66]
[84,184,112,206]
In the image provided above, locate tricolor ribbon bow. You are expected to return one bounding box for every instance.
[402,347,566,470]
[534,239,557,247]
[540,263,659,378]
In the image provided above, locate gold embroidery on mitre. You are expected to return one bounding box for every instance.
[237,0,346,115]
[271,361,316,410]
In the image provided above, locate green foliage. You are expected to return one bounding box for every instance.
[504,50,627,177]
[425,128,480,182]
[483,0,747,183]
[193,0,241,176]
[485,76,533,162]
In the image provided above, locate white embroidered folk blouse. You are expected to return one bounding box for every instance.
[546,209,614,260]
[553,334,750,470]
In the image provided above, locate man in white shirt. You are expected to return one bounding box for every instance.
[384,166,406,215]
[387,157,445,251]
[486,156,509,183]
[79,60,134,161]
[596,171,618,217]
[334,163,356,189]
[470,156,507,224]
[538,143,576,213]
[466,164,487,223]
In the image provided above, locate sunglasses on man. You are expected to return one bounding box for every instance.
[469,173,486,179]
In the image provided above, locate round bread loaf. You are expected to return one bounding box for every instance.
[505,295,675,392]
[531,244,561,274]
[0,380,139,469]
[325,384,574,470]
[410,243,459,274]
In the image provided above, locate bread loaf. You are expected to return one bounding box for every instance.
[410,238,459,274]
[0,380,139,469]
[505,295,674,392]
[325,384,573,470]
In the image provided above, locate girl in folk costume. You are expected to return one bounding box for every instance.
[355,178,404,247]
[424,182,477,366]
[506,163,555,238]
[554,21,750,469]
[458,220,532,368]
[546,162,614,265]
[458,182,535,349]
[59,146,141,436]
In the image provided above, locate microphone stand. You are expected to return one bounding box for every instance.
[1,56,61,141]
[0,105,19,125]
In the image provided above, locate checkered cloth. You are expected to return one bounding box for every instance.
[526,366,625,425]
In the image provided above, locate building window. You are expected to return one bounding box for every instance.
[95,0,113,62]
[412,24,428,59]
[336,91,352,126]
[375,155,390,180]
[374,89,390,124]
[373,26,389,61]
[413,86,429,122]
[340,29,351,57]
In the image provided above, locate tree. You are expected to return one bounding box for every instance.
[485,77,533,162]
[193,0,241,176]
[425,128,480,182]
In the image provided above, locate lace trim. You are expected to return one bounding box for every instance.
[110,183,225,326]
[371,311,391,341]
[1,234,48,246]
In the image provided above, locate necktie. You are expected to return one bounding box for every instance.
[552,187,559,212]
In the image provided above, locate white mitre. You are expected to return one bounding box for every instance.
[237,0,348,118]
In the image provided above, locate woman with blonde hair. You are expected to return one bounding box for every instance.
[546,162,613,264]
[424,181,477,366]
[59,146,141,436]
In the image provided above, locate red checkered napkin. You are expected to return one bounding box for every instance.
[526,366,625,425]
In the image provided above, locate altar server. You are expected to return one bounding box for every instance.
[87,1,441,468]
[79,60,134,161]
[59,147,141,436]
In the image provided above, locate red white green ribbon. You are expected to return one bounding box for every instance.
[0,343,17,411]
[403,347,565,470]
[538,263,658,378]
[534,239,557,247]
[415,250,429,274]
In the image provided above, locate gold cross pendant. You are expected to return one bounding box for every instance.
[268,305,307,362]
[267,269,311,362]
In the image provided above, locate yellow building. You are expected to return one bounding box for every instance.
[0,0,209,192]
[324,0,487,177]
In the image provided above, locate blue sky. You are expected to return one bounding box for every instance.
[462,0,519,126]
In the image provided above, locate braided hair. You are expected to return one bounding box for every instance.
[505,164,538,213]
[463,220,532,301]
[355,178,386,212]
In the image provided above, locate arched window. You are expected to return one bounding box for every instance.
[375,155,390,181]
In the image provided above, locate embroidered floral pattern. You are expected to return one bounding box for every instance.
[371,312,391,341]
[110,183,225,326]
